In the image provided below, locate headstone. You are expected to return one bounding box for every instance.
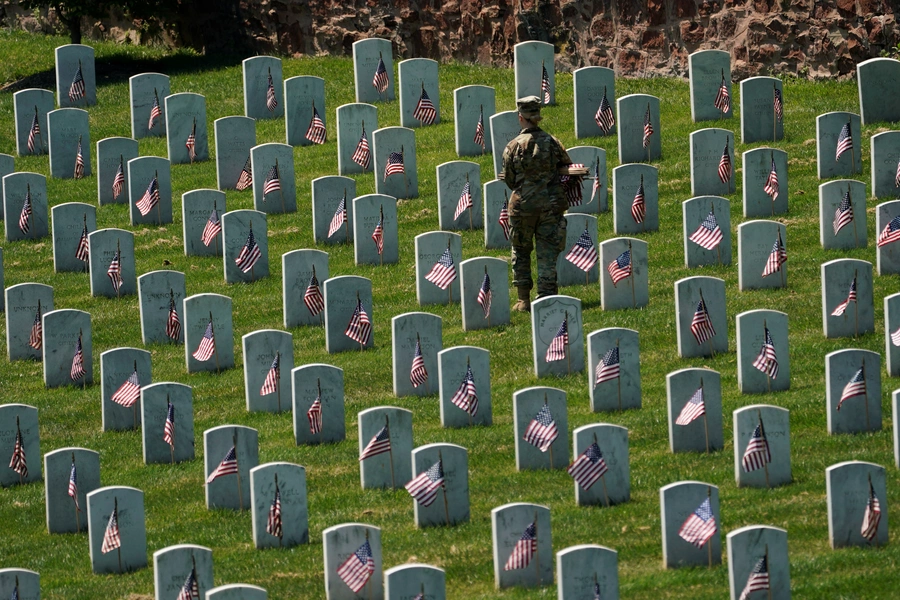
[242,329,293,413]
[659,481,721,568]
[557,214,600,287]
[3,172,49,242]
[600,238,649,310]
[587,327,641,412]
[483,180,512,249]
[322,523,383,600]
[152,544,213,600]
[825,461,888,547]
[392,312,442,398]
[222,209,268,284]
[282,249,329,328]
[513,41,554,104]
[438,345,492,427]
[616,94,661,164]
[460,257,510,331]
[415,231,462,306]
[870,131,900,199]
[743,147,789,217]
[250,462,308,548]
[0,156,13,220]
[436,160,481,231]
[736,309,790,393]
[182,189,225,257]
[825,349,881,435]
[127,156,172,226]
[410,443,468,527]
[0,404,40,487]
[531,295,584,378]
[141,382,194,464]
[739,76,785,143]
[44,447,99,532]
[47,108,90,179]
[353,38,394,103]
[312,176,356,245]
[100,347,151,432]
[816,112,862,178]
[726,526,790,600]
[13,88,53,155]
[0,570,38,600]
[183,293,234,373]
[292,363,345,445]
[242,56,283,120]
[207,585,267,600]
[129,72,169,139]
[214,116,256,191]
[138,270,186,345]
[42,308,91,388]
[5,282,53,361]
[203,425,258,511]
[384,564,445,600]
[821,258,874,338]
[666,368,724,453]
[876,200,900,275]
[738,220,787,290]
[513,386,569,470]
[398,58,439,128]
[674,276,728,358]
[336,103,377,176]
[612,164,657,234]
[285,76,326,147]
[251,143,295,214]
[566,145,607,215]
[733,404,791,488]
[682,195,731,268]
[51,202,95,273]
[373,126,418,199]
[88,228,136,298]
[885,292,900,377]
[96,137,138,206]
[55,44,96,107]
[556,545,618,600]
[489,110,520,180]
[573,66,616,138]
[454,84,495,156]
[689,50,732,122]
[857,57,900,125]
[572,424,629,507]
[86,486,147,574]
[165,92,208,164]
[358,406,413,489]
[819,179,866,249]
[491,502,553,589]
[690,128,735,196]
[353,194,398,266]
[324,275,374,353]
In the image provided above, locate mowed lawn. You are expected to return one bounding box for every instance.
[0,30,898,599]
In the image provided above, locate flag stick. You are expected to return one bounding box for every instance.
[545,393,554,468]
[758,410,770,489]
[778,229,785,288]
[115,497,122,572]
[440,450,450,526]
[378,205,384,266]
[79,329,85,390]
[766,544,772,600]
[189,118,195,165]
[593,432,610,507]
[274,473,283,546]
[344,189,350,243]
[275,350,282,413]
[214,200,220,256]
[533,511,540,584]
[317,378,324,443]
[168,395,175,465]
[132,359,138,428]
[851,134,856,174]
[862,359,869,431]
[773,85,777,141]
[72,452,81,531]
[357,291,364,352]
[402,145,409,199]
[249,221,256,282]
[34,105,45,152]
[706,487,712,568]
[850,185,859,248]
[115,239,121,300]
[628,240,636,308]
[484,265,491,327]
[616,338,622,410]
[480,105,485,155]
[276,158,286,214]
[154,169,162,225]
[565,311,571,375]
[234,431,243,510]
[386,415,395,488]
[699,288,715,358]
[82,213,88,273]
[16,418,23,485]
[763,321,771,394]
[210,311,220,374]
[700,377,709,454]
[854,268,859,339]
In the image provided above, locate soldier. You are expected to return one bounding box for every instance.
[501,95,573,312]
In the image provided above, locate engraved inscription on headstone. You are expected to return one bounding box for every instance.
[336,103,377,176]
[436,161,481,231]
[557,214,599,287]
[572,424,629,507]
[127,156,172,226]
[152,544,213,600]
[410,443,468,528]
[742,147,788,217]
[138,270,185,345]
[556,544,619,600]
[322,523,383,600]
[600,238,649,311]
[726,526,790,600]
[0,404,40,488]
[683,195,731,268]
[415,231,462,306]
[857,57,900,125]
[819,179,866,250]
[4,172,49,242]
[182,189,225,257]
[222,210,268,284]
[251,143,296,214]
[384,564,446,600]
[690,128,735,197]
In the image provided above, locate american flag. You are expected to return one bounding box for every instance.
[71,336,86,381]
[303,272,324,316]
[345,299,372,345]
[504,522,537,571]
[308,393,322,434]
[861,482,882,542]
[136,176,160,216]
[68,460,79,508]
[18,187,32,235]
[185,121,197,161]
[837,367,866,411]
[474,107,485,149]
[896,158,900,188]
[425,248,457,290]
[73,138,84,179]
[107,249,123,293]
[235,228,261,273]
[384,151,405,181]
[498,198,512,240]
[373,57,389,93]
[607,250,632,285]
[327,196,347,238]
[594,346,620,385]
[833,188,853,236]
[830,277,857,317]
[111,368,141,408]
[773,86,784,121]
[27,109,41,153]
[689,212,723,250]
[359,425,390,460]
[631,177,645,223]
[565,228,598,272]
[410,339,428,388]
[266,487,282,538]
[200,206,221,247]
[835,121,853,162]
[642,104,653,148]
[450,364,478,416]
[891,324,900,347]
[567,442,608,490]
[69,63,85,102]
[405,459,444,507]
[372,214,384,255]
[595,87,615,134]
[690,297,716,345]
[163,402,175,449]
[263,165,281,196]
[545,317,568,362]
[764,157,779,200]
[206,446,238,483]
[675,387,706,425]
[260,353,279,396]
[8,426,27,478]
[235,156,252,191]
[266,72,278,113]
[738,556,769,600]
[337,539,375,593]
[148,91,162,131]
[166,295,181,341]
[100,505,121,554]
[590,159,601,205]
[477,272,492,318]
[713,72,730,113]
[454,181,473,221]
[762,235,787,278]
[593,583,602,600]
[541,64,551,104]
[741,423,771,473]
[352,127,371,169]
[413,87,436,125]
[523,404,559,452]
[29,306,42,350]
[717,140,732,184]
[751,327,778,379]
[75,223,90,262]
[176,569,199,600]
[305,105,326,144]
[112,159,125,200]
[678,497,717,548]
[878,215,900,247]
[192,319,216,362]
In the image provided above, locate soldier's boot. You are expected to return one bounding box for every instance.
[513,287,531,312]
[536,284,558,299]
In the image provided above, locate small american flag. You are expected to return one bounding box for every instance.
[166,295,181,341]
[567,442,608,490]
[413,87,436,125]
[593,582,602,600]
[176,569,199,600]
[307,394,322,434]
[689,212,723,251]
[327,196,347,239]
[835,121,853,162]
[690,297,716,345]
[111,369,141,408]
[345,299,372,345]
[751,327,778,379]
[594,346,620,385]
[713,72,730,114]
[541,64,551,104]
[185,121,197,161]
[837,366,866,411]
[100,505,121,554]
[405,459,444,507]
[73,138,84,179]
[761,236,787,278]
[425,248,457,290]
[359,425,391,461]
[136,177,160,216]
[206,446,238,483]
[163,402,175,449]
[450,364,478,416]
[498,198,512,240]
[68,460,79,508]
[678,497,717,548]
[75,223,90,262]
[352,127,371,169]
[590,159,601,205]
[409,339,428,388]
[263,165,281,196]
[675,386,706,425]
[27,109,41,153]
[112,159,125,200]
[631,177,645,223]
[878,215,900,247]
[266,72,278,113]
[71,336,86,381]
[372,214,384,255]
[69,63,85,102]
[595,87,615,134]
[260,353,279,396]
[504,522,537,571]
[741,423,771,473]
[773,86,784,121]
[830,277,857,317]
[545,317,568,362]
[474,107,485,149]
[192,319,216,362]
[305,105,326,144]
[337,540,375,593]
[235,228,262,273]
[235,156,252,191]
[266,487,282,538]
[148,91,162,131]
[8,426,27,478]
[763,157,779,200]
[454,181,473,221]
[373,57,390,93]
[477,272,492,318]
[28,306,42,350]
[107,249,123,293]
[642,104,653,148]
[200,206,221,247]
[565,228,598,272]
[717,140,732,184]
[861,482,881,542]
[384,151,405,181]
[738,556,769,600]
[303,272,324,316]
[607,250,632,285]
[18,187,32,235]
[523,404,559,452]
[833,188,853,236]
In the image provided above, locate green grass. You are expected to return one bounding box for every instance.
[0,30,898,599]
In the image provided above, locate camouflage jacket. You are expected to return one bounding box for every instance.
[501,126,571,213]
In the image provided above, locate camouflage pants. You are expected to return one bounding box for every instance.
[510,206,566,296]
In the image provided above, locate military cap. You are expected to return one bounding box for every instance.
[516,95,543,121]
